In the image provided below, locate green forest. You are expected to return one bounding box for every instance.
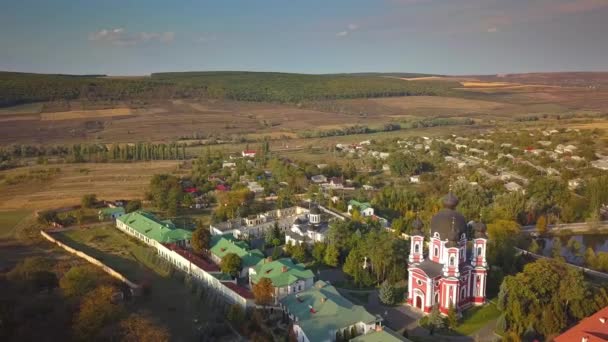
[0,71,457,107]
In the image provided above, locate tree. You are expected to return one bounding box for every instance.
[551,237,563,260]
[535,215,547,235]
[60,265,101,298]
[120,313,170,342]
[378,280,396,305]
[220,253,242,277]
[447,302,458,330]
[252,277,274,305]
[529,239,540,254]
[312,242,327,264]
[487,220,521,242]
[324,244,339,267]
[74,285,124,341]
[497,259,590,338]
[75,209,84,226]
[81,193,97,208]
[428,305,445,335]
[191,225,211,255]
[6,256,57,292]
[125,200,142,213]
[291,243,307,263]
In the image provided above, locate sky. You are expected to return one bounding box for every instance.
[1,0,608,75]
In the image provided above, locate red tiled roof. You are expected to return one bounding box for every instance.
[554,306,608,342]
[163,243,219,272]
[223,282,254,299]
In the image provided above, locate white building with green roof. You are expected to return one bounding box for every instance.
[249,258,315,302]
[209,234,265,278]
[280,280,382,342]
[116,211,192,248]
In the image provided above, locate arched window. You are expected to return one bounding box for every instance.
[449,256,455,266]
[461,287,466,299]
[414,243,420,253]
[434,247,439,257]
[477,246,482,256]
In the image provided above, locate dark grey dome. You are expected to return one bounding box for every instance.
[472,221,488,238]
[443,192,459,209]
[294,217,305,224]
[309,206,321,215]
[430,195,467,241]
[411,218,424,235]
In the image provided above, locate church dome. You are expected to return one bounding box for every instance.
[411,217,424,235]
[430,193,467,241]
[472,221,488,238]
[309,206,321,215]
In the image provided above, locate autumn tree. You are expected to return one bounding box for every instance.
[447,302,458,330]
[73,285,124,340]
[59,265,103,298]
[220,253,242,277]
[120,313,170,342]
[535,215,547,235]
[81,193,97,208]
[191,225,211,255]
[252,277,274,305]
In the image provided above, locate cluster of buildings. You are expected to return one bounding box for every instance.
[114,209,410,342]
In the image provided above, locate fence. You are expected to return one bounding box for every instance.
[40,230,140,290]
[515,247,608,280]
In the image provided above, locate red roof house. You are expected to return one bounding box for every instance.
[242,150,257,158]
[554,306,608,342]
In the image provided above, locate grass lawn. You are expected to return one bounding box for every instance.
[0,210,32,239]
[453,302,502,336]
[52,225,232,341]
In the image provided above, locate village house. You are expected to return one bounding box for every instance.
[249,258,315,302]
[409,175,420,184]
[242,150,257,158]
[348,200,375,217]
[98,206,125,221]
[247,181,265,195]
[280,280,382,342]
[311,175,328,184]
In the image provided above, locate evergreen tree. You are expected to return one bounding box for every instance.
[428,305,445,335]
[447,302,458,330]
[324,244,339,267]
[378,280,396,305]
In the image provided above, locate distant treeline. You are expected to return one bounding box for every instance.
[0,71,457,107]
[297,117,474,138]
[0,142,188,164]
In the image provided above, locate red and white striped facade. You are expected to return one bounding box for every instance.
[407,231,488,315]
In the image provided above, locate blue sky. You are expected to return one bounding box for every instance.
[1,0,607,75]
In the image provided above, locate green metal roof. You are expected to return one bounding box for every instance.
[99,207,125,216]
[250,258,314,288]
[209,235,264,268]
[117,211,192,244]
[350,328,411,342]
[280,280,378,342]
[348,200,372,211]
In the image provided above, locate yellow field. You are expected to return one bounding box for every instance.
[0,161,183,210]
[370,96,505,111]
[40,108,132,121]
[460,81,517,87]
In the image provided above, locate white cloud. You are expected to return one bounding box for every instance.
[88,28,175,46]
[337,23,359,38]
[487,27,498,33]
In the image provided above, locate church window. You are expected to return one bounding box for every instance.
[461,288,466,299]
[414,244,420,253]
[416,280,422,286]
[434,247,439,257]
[434,293,439,304]
[449,256,455,266]
[477,246,482,256]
